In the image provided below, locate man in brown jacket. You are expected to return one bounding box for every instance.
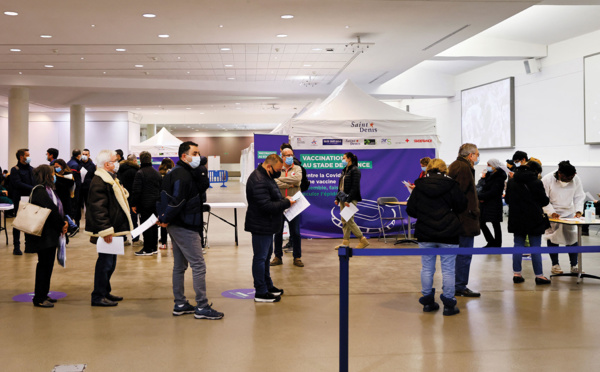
[448,143,482,297]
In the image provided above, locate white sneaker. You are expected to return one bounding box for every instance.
[551,264,563,274]
[571,266,585,274]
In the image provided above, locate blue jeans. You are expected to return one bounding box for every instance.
[455,236,474,291]
[419,242,457,299]
[168,225,208,307]
[252,234,275,295]
[274,215,302,258]
[512,235,543,275]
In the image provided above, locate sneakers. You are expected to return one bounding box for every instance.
[270,256,283,266]
[68,226,79,238]
[254,292,281,303]
[283,248,294,254]
[571,266,584,274]
[293,258,304,267]
[551,264,563,274]
[283,241,292,249]
[173,302,195,316]
[134,249,153,256]
[194,303,224,320]
[268,286,284,296]
[159,244,167,250]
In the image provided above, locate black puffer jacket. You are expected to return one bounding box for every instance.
[245,164,291,235]
[9,162,34,200]
[117,160,140,198]
[477,168,507,223]
[336,164,362,203]
[505,169,550,236]
[131,163,162,213]
[54,173,75,217]
[406,172,468,244]
[25,186,66,253]
[81,160,96,191]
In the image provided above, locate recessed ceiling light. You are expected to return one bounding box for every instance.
[220,47,231,51]
[177,56,181,60]
[103,71,107,74]
[158,34,169,38]
[227,77,235,80]
[4,11,18,16]
[40,35,52,39]
[186,71,190,74]
[312,48,322,51]
[219,25,224,28]
[303,64,312,67]
[116,48,126,52]
[10,48,21,52]
[44,65,54,68]
[91,24,95,27]
[345,25,350,29]
[135,64,144,67]
[81,57,85,60]
[235,102,240,105]
[281,15,294,19]
[142,13,156,18]
[224,64,233,67]
[186,107,191,110]
[276,34,288,38]
[19,72,22,75]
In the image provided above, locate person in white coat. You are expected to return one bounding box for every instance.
[542,161,585,275]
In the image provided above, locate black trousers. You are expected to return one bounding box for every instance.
[548,240,578,266]
[92,253,117,302]
[33,247,57,304]
[140,209,158,252]
[481,221,502,247]
[130,208,140,242]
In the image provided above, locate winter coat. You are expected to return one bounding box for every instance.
[81,160,96,192]
[336,164,362,203]
[117,160,140,198]
[477,168,507,223]
[195,165,210,204]
[9,162,34,201]
[157,160,204,232]
[54,173,75,217]
[406,172,468,244]
[505,169,550,236]
[84,168,133,241]
[25,186,67,253]
[448,156,480,237]
[245,164,291,235]
[131,163,162,213]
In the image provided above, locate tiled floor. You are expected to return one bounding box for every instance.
[2,181,600,371]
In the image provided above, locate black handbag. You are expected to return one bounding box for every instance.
[336,191,349,203]
[541,212,551,230]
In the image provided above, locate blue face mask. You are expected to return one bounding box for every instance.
[514,161,521,168]
[25,157,31,164]
[487,166,493,172]
[189,156,201,169]
[421,166,427,171]
[474,156,480,166]
[342,160,348,167]
[55,167,62,173]
[285,157,293,166]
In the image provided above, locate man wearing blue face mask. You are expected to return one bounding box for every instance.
[157,141,223,319]
[10,148,35,255]
[448,143,481,297]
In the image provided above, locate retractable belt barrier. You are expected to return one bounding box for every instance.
[208,170,228,188]
[337,245,600,372]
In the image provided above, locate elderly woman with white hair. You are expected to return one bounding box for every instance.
[476,158,507,247]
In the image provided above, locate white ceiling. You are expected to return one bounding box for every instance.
[1,0,599,133]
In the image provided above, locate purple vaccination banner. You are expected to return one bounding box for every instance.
[294,148,435,238]
[254,134,289,168]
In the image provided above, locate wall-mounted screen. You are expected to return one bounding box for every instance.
[461,77,515,149]
[584,52,600,144]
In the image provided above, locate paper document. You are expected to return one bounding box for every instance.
[284,192,310,221]
[402,180,413,194]
[131,214,158,238]
[340,203,359,221]
[97,236,125,255]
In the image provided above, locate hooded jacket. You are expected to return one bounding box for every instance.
[448,156,481,237]
[245,164,291,235]
[505,168,549,236]
[406,172,468,244]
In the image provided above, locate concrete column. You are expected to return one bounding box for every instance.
[147,124,156,137]
[8,87,29,165]
[70,104,85,151]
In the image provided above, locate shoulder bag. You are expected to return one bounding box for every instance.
[12,185,52,236]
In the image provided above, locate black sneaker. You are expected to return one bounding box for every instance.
[194,303,224,320]
[134,249,153,256]
[254,292,281,303]
[455,288,481,297]
[268,286,284,296]
[68,226,79,238]
[173,302,195,316]
[13,247,23,255]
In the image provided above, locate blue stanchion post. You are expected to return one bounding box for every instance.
[339,246,351,372]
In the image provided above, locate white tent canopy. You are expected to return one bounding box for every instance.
[289,80,437,143]
[130,127,182,156]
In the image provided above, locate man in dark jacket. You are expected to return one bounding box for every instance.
[117,154,141,245]
[10,148,35,255]
[131,151,162,256]
[67,149,83,226]
[80,148,96,215]
[448,143,481,298]
[85,150,133,307]
[245,154,294,303]
[157,141,223,320]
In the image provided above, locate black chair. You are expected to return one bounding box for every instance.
[376,197,407,243]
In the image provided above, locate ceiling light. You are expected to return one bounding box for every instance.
[44,65,54,68]
[312,48,322,51]
[136,108,141,110]
[186,71,190,74]
[19,72,22,75]
[81,57,84,60]
[220,47,231,51]
[177,56,181,60]
[186,107,191,110]
[303,64,312,67]
[116,48,126,52]
[227,77,235,80]
[158,34,169,38]
[10,48,21,52]
[276,34,288,38]
[103,71,107,74]
[4,11,18,16]
[345,25,350,29]
[219,25,224,28]
[142,13,156,18]
[91,24,95,27]
[224,64,233,67]
[40,35,52,39]
[281,15,294,19]
[135,64,144,67]
[235,102,240,105]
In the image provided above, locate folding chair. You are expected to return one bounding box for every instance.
[377,197,407,243]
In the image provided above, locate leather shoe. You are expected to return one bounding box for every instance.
[91,298,118,307]
[513,275,525,284]
[106,293,123,302]
[46,297,58,303]
[535,276,551,285]
[33,300,54,308]
[455,288,481,297]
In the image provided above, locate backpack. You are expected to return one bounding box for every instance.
[300,165,310,192]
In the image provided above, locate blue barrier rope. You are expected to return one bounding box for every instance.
[337,244,600,372]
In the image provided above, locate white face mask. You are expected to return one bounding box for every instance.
[81,155,88,162]
[514,162,521,168]
[112,161,120,173]
[188,155,201,169]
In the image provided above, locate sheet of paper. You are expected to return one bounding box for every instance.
[561,217,585,222]
[402,180,413,194]
[339,202,359,221]
[131,214,158,238]
[97,236,125,255]
[284,192,310,221]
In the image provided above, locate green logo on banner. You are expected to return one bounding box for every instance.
[257,151,277,160]
[299,154,372,169]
